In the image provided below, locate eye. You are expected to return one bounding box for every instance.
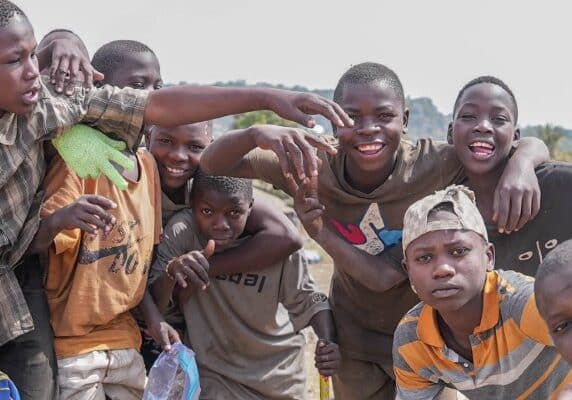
[189,145,205,153]
[378,112,396,121]
[415,254,432,263]
[158,138,171,145]
[493,115,509,124]
[451,247,470,256]
[228,210,241,218]
[201,208,212,216]
[130,82,145,89]
[460,113,476,121]
[554,321,571,335]
[154,82,163,90]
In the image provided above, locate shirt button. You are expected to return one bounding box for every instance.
[463,362,469,368]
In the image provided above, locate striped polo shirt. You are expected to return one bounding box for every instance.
[393,270,572,399]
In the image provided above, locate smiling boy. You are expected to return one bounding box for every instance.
[448,76,572,276]
[393,185,572,399]
[200,62,548,398]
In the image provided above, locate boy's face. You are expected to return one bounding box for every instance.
[404,215,494,314]
[191,187,252,251]
[103,51,162,90]
[334,82,408,189]
[0,16,40,116]
[449,83,519,177]
[536,269,572,364]
[147,123,212,192]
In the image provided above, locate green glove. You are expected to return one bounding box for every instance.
[52,124,135,190]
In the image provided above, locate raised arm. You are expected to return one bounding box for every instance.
[201,125,337,185]
[494,136,549,233]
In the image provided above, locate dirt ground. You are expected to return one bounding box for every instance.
[302,248,334,399]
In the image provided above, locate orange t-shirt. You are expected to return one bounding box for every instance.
[41,149,162,359]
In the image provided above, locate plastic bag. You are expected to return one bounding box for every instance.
[143,343,201,400]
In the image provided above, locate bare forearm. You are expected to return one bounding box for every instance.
[310,310,336,343]
[314,229,406,292]
[150,274,176,314]
[516,137,549,167]
[200,127,259,177]
[137,290,165,327]
[144,87,279,128]
[27,213,63,255]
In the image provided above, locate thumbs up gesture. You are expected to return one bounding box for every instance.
[166,240,216,291]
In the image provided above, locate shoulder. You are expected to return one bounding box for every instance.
[536,161,572,187]
[394,302,424,350]
[163,209,195,241]
[497,269,535,321]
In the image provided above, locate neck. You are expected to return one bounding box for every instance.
[438,289,484,344]
[163,185,187,205]
[464,164,507,224]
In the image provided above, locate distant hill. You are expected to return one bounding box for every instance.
[175,80,571,146]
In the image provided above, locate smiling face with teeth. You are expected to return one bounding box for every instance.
[147,122,213,200]
[0,15,40,117]
[334,82,408,193]
[449,82,519,178]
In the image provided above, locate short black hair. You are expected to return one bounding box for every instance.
[535,239,572,291]
[0,0,25,29]
[333,62,405,107]
[453,76,518,122]
[91,40,157,81]
[191,169,253,202]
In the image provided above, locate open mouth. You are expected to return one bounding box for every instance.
[432,287,461,299]
[468,141,495,159]
[22,87,39,106]
[356,142,385,156]
[163,165,189,177]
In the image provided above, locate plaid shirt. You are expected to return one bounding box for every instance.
[0,76,147,345]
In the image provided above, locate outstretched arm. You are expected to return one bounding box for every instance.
[145,89,351,142]
[494,137,549,233]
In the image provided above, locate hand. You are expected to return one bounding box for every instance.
[294,177,326,240]
[315,339,341,377]
[47,37,104,95]
[166,240,215,290]
[252,125,336,182]
[52,194,116,235]
[147,320,181,352]
[52,125,135,190]
[493,159,540,233]
[265,89,353,129]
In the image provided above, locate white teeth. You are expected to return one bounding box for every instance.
[357,143,383,152]
[470,141,494,149]
[166,166,185,174]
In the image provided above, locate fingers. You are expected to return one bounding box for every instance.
[159,325,172,351]
[64,56,80,95]
[99,134,128,151]
[202,239,215,258]
[305,134,338,155]
[505,191,523,234]
[92,68,105,82]
[174,252,210,290]
[168,327,182,344]
[80,59,94,92]
[514,191,533,233]
[329,99,354,128]
[493,188,509,233]
[84,194,117,210]
[315,342,341,376]
[99,161,129,190]
[53,55,70,94]
[108,149,136,171]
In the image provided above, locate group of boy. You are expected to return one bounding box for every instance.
[3,0,572,399]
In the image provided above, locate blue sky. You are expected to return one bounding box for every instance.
[25,0,572,127]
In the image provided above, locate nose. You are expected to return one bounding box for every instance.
[474,117,493,134]
[355,117,381,136]
[212,215,230,231]
[169,145,188,163]
[432,260,456,279]
[24,56,39,81]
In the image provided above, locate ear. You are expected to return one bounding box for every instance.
[402,108,410,135]
[514,127,521,141]
[485,242,495,271]
[447,122,454,144]
[401,257,409,274]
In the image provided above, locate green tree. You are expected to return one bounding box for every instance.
[534,124,564,158]
[232,110,299,129]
